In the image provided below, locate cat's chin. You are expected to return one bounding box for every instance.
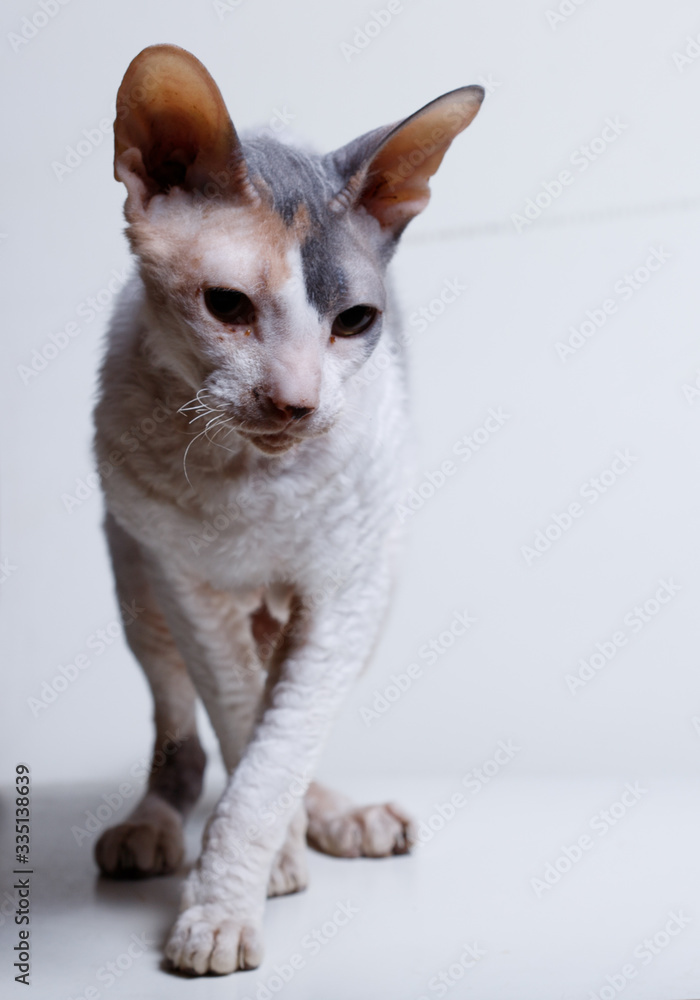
[238,429,303,456]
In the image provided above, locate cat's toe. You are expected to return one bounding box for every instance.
[308,801,415,858]
[165,904,264,975]
[95,815,183,878]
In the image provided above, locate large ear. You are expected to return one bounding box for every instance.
[114,44,253,212]
[330,86,484,235]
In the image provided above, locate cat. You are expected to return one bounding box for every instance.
[93,43,483,975]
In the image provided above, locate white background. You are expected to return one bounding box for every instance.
[2,1,700,998]
[3,0,699,782]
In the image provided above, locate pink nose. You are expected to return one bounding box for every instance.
[262,356,321,422]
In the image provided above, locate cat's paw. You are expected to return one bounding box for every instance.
[165,903,264,975]
[94,797,184,878]
[267,840,308,897]
[307,802,415,858]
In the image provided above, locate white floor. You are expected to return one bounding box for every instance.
[6,773,700,1000]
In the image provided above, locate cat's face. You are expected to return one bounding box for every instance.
[115,45,483,455]
[129,151,390,456]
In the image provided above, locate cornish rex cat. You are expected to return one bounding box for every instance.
[93,43,483,975]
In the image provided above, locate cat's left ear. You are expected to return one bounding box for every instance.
[330,86,484,235]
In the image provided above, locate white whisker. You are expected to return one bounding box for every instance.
[189,406,223,424]
[204,414,228,445]
[207,418,242,455]
[182,426,210,489]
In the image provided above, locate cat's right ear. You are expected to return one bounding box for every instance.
[329,86,484,238]
[114,44,256,215]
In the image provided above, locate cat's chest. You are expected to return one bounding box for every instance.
[121,441,392,591]
[188,465,364,582]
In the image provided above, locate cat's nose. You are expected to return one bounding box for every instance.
[269,398,316,422]
[263,357,321,423]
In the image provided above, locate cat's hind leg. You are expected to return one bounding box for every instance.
[95,514,206,879]
[267,804,309,897]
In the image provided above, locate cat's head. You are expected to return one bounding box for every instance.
[114,45,483,455]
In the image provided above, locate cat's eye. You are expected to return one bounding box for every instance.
[204,287,256,326]
[332,305,379,337]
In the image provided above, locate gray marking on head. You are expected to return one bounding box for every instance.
[242,135,340,227]
[298,227,351,315]
[240,135,364,316]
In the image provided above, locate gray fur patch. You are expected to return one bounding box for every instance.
[298,229,349,315]
[242,136,340,227]
[241,136,360,316]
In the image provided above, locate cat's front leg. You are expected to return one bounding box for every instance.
[165,570,392,975]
